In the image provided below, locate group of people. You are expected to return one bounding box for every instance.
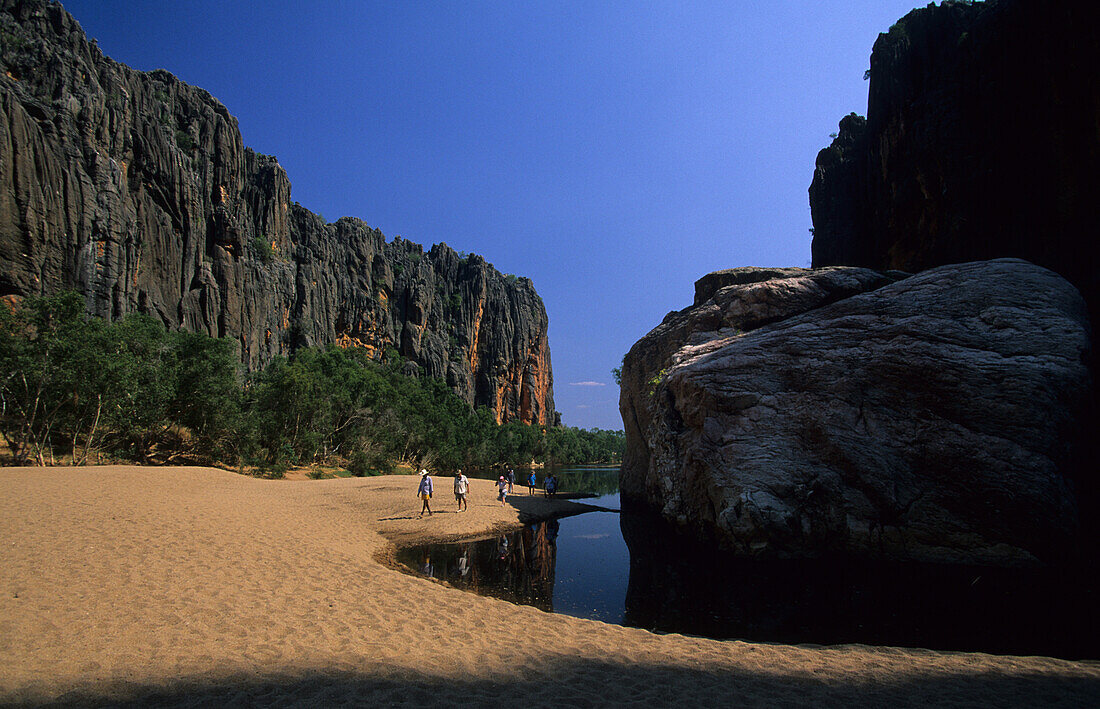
[416,467,560,517]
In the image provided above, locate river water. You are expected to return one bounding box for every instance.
[396,466,628,623]
[396,465,1097,659]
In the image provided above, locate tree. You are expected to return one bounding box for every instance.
[168,330,241,458]
[0,292,91,464]
[1,294,626,470]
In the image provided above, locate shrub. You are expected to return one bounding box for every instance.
[175,129,194,152]
[347,448,392,477]
[251,236,274,263]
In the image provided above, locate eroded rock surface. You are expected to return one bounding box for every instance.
[620,260,1091,566]
[0,0,553,424]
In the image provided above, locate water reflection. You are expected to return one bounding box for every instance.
[620,500,1097,659]
[395,468,1096,658]
[397,519,561,612]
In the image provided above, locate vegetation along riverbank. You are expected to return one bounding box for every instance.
[0,292,623,474]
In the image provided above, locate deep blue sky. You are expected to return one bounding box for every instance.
[63,0,921,430]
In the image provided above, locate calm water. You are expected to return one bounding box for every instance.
[397,466,1097,659]
[397,466,628,624]
[620,503,1097,659]
[461,465,619,497]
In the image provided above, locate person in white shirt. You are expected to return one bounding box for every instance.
[454,469,469,512]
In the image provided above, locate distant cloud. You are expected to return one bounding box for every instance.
[569,381,606,387]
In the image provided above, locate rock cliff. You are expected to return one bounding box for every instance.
[807,0,1099,547]
[619,260,1091,566]
[809,0,1100,319]
[0,0,554,425]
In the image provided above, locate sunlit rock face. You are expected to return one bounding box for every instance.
[0,0,553,424]
[620,260,1091,566]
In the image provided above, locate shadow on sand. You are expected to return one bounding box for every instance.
[30,656,1100,707]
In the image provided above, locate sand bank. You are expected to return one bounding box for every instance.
[1,466,1097,706]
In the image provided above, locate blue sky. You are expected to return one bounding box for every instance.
[63,0,922,430]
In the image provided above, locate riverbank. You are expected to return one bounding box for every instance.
[2,466,1098,706]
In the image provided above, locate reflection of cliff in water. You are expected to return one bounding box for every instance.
[397,520,560,611]
[620,501,1096,660]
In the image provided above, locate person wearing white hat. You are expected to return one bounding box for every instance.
[417,469,433,518]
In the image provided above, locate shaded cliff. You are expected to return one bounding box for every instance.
[0,0,553,424]
[809,0,1100,317]
[808,0,1099,545]
[809,0,1100,312]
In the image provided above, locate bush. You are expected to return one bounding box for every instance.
[175,129,194,152]
[347,448,393,477]
[251,236,274,263]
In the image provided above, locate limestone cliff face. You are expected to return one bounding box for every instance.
[0,0,554,424]
[809,0,1100,316]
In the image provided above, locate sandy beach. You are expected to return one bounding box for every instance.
[1,466,1097,707]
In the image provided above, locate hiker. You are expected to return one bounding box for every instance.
[497,475,508,507]
[544,474,557,498]
[454,469,469,512]
[527,471,537,495]
[417,469,433,518]
[506,468,515,494]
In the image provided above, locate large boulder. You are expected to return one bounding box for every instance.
[619,259,1091,566]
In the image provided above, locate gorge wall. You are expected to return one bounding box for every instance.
[808,0,1099,545]
[0,0,554,425]
[620,0,1097,568]
[809,0,1100,319]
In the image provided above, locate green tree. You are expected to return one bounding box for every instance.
[0,292,92,464]
[167,330,241,459]
[95,313,176,459]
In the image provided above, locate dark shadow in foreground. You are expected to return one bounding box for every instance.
[26,656,1100,708]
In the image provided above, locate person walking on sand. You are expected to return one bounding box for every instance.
[506,468,515,494]
[417,469,433,518]
[527,470,537,495]
[497,475,508,507]
[454,469,469,512]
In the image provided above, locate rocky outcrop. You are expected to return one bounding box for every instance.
[619,260,1091,566]
[620,265,902,503]
[809,0,1100,320]
[0,0,553,424]
[808,0,1100,549]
